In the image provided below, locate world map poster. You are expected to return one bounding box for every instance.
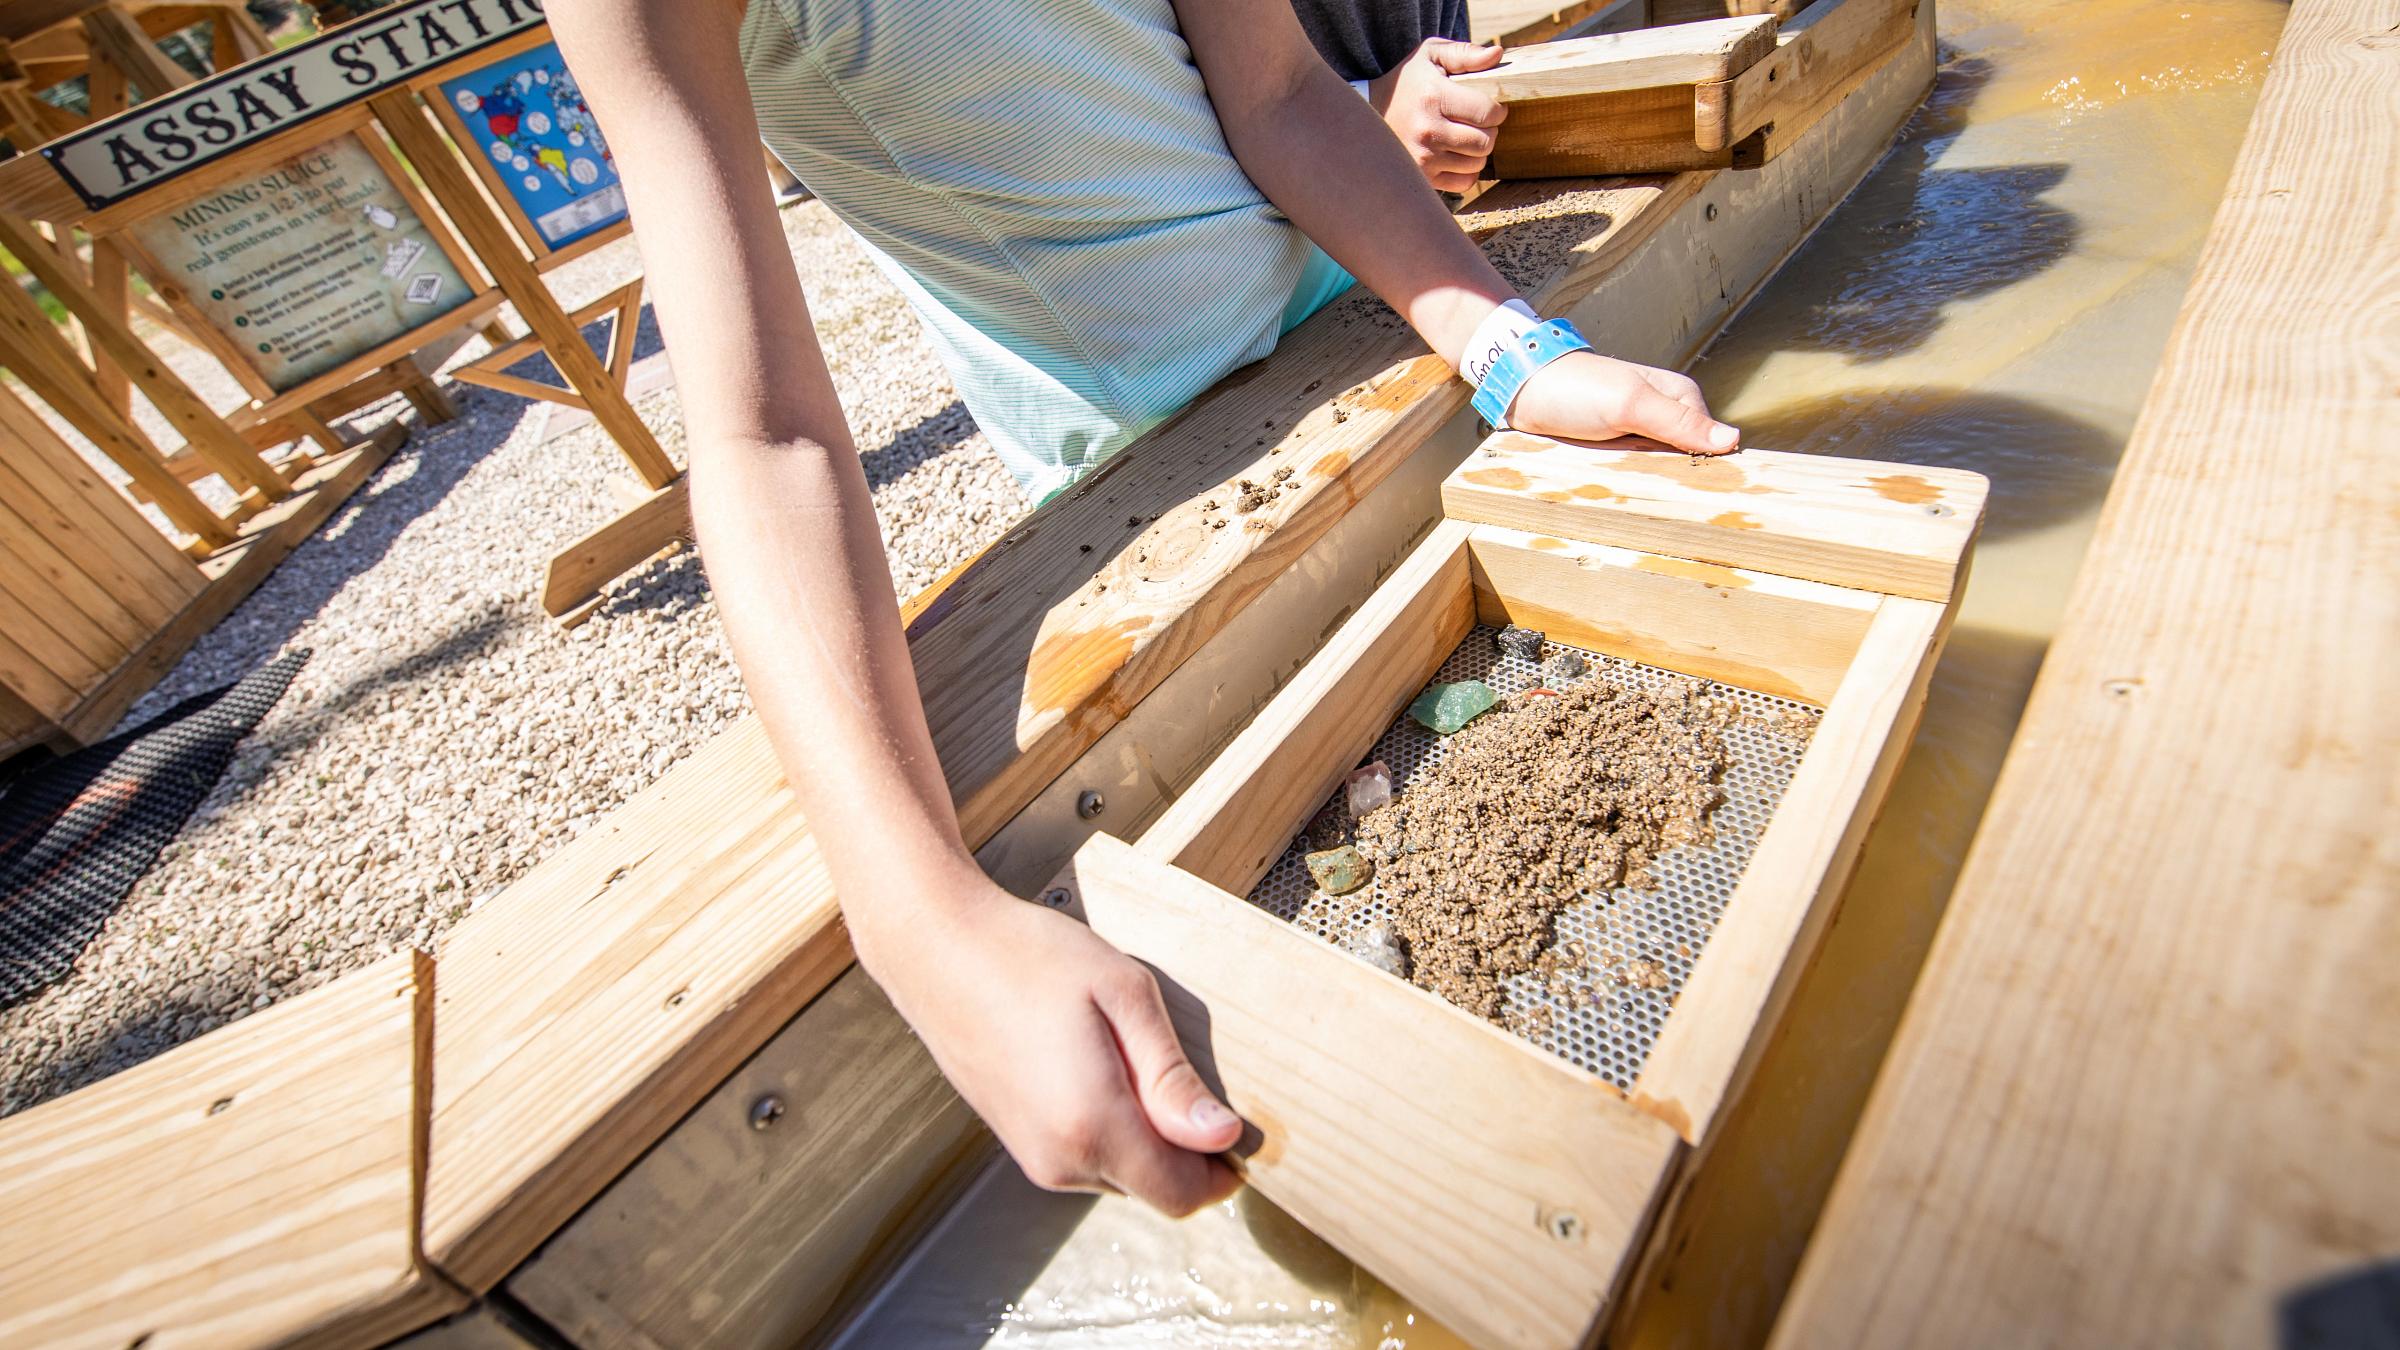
[438,43,627,250]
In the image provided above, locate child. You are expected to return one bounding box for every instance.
[551,0,1737,1218]
[1295,0,1508,191]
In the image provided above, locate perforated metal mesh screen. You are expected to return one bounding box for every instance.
[1244,627,1817,1090]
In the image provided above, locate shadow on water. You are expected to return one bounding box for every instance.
[1702,53,2082,379]
[1733,387,2122,542]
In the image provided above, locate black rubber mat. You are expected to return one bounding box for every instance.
[0,651,307,1009]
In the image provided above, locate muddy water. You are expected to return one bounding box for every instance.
[829,3,2284,1345]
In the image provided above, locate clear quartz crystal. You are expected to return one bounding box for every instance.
[1344,761,1392,815]
[1348,921,1407,978]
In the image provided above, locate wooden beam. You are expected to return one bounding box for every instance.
[369,89,681,490]
[0,210,293,500]
[1061,832,1684,1350]
[1772,1,2400,1344]
[1453,14,1780,102]
[1702,0,1918,155]
[505,967,988,1350]
[0,258,235,547]
[0,951,463,1348]
[1441,431,1986,601]
[78,2,192,98]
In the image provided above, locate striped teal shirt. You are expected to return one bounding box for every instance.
[739,0,1355,501]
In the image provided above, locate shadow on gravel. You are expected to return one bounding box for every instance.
[217,602,516,807]
[0,653,306,1013]
[590,398,989,627]
[1,994,222,1115]
[495,300,668,387]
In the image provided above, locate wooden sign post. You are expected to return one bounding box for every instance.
[0,0,683,621]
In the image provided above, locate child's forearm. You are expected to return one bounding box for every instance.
[1175,0,1517,365]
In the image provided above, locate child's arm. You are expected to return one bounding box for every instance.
[547,0,1244,1216]
[1180,0,1740,454]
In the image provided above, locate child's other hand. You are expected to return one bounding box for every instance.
[850,876,1245,1215]
[1508,350,1742,455]
[1367,38,1509,193]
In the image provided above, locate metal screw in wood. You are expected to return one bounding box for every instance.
[749,1095,785,1131]
[1548,1212,1584,1242]
[1039,887,1073,910]
[1077,790,1106,819]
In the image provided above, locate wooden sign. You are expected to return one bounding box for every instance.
[37,0,548,210]
[435,42,624,251]
[127,134,475,392]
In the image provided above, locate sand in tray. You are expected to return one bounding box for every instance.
[1350,678,1736,1021]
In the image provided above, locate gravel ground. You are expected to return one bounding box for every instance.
[0,201,1026,1114]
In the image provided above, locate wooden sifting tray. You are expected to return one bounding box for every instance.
[1048,430,1985,1349]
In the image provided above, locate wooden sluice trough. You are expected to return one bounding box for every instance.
[1059,435,1982,1348]
[0,1,1950,1346]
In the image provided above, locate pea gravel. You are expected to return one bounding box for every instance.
[0,202,1026,1115]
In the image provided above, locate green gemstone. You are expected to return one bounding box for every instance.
[1305,845,1374,896]
[1408,680,1498,734]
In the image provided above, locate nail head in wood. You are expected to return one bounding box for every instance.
[748,1095,785,1131]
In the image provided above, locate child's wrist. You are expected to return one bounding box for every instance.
[1459,298,1540,388]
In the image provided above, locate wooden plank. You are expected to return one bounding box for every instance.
[0,0,110,43]
[0,529,125,676]
[0,951,463,1349]
[1470,0,1646,47]
[1442,431,1985,601]
[1697,0,1916,150]
[1771,2,2400,1344]
[1704,0,1918,157]
[0,256,237,547]
[1062,832,1684,1350]
[0,494,152,647]
[0,210,293,500]
[0,389,195,621]
[1466,523,1876,706]
[540,476,687,622]
[1489,81,1736,179]
[421,716,854,1290]
[1631,594,1948,1143]
[369,89,681,490]
[77,3,191,99]
[507,966,988,1350]
[1452,14,1779,103]
[0,674,71,759]
[1140,518,1476,893]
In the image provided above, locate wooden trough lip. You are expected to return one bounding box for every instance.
[1057,431,1983,1349]
[0,0,1948,1342]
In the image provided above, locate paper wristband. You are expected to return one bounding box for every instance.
[1471,316,1595,429]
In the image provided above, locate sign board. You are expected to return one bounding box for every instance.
[437,42,624,249]
[130,136,475,392]
[40,0,547,210]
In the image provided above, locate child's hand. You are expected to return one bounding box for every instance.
[850,876,1245,1215]
[1366,38,1510,193]
[1508,350,1742,455]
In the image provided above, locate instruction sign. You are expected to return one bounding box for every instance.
[438,42,623,248]
[131,136,474,392]
[40,0,547,210]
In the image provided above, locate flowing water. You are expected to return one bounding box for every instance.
[830,2,2286,1344]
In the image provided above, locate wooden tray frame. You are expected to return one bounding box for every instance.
[1050,436,1983,1349]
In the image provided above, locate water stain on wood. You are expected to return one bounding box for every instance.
[1460,466,1531,490]
[1607,452,1773,494]
[1870,473,1942,505]
[1709,511,1763,530]
[1025,616,1148,715]
[1530,536,1569,551]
